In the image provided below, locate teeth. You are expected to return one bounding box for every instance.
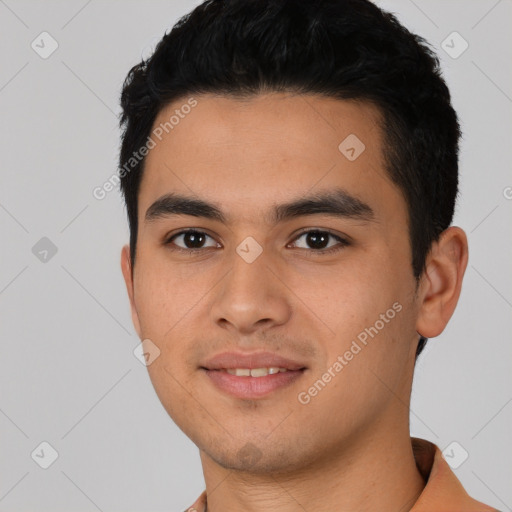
[225,367,288,377]
[226,368,250,376]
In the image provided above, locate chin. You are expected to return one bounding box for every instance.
[201,437,314,475]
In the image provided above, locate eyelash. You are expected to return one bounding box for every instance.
[164,229,350,256]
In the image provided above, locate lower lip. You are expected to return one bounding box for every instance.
[202,369,306,399]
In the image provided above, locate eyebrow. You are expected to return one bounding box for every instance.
[144,187,376,225]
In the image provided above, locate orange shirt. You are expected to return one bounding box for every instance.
[184,437,499,512]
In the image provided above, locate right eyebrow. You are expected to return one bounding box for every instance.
[145,193,227,223]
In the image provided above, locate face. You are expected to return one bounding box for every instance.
[121,92,425,473]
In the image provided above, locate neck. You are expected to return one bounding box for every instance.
[200,424,426,512]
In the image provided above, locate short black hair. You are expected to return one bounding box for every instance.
[118,0,462,360]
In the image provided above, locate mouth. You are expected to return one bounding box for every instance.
[200,352,308,398]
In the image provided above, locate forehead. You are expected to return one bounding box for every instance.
[138,92,404,226]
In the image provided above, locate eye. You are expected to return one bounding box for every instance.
[288,229,350,255]
[165,229,219,252]
[164,228,350,256]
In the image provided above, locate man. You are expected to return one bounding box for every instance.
[118,0,498,510]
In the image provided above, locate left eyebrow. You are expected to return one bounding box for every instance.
[144,187,377,225]
[271,188,376,224]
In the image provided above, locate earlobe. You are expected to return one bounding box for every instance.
[415,227,469,339]
[120,244,142,339]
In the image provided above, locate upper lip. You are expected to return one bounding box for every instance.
[201,351,308,371]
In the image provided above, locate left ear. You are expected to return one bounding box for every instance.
[415,226,469,338]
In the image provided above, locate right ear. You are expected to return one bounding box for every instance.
[121,244,142,339]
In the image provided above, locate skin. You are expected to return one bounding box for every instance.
[121,92,468,512]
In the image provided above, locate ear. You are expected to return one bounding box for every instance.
[415,226,469,338]
[121,244,142,339]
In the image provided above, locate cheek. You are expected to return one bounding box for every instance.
[313,260,412,365]
[316,267,389,332]
[145,359,195,434]
[134,256,210,339]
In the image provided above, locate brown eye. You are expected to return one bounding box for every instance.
[290,229,350,254]
[166,230,218,251]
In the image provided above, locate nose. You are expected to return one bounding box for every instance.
[210,247,292,336]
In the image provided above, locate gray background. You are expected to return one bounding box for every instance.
[1,0,511,510]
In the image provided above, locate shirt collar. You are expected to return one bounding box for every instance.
[410,436,497,511]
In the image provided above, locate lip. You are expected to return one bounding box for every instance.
[201,351,308,371]
[200,351,308,400]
